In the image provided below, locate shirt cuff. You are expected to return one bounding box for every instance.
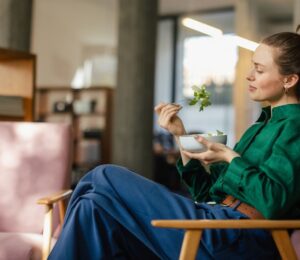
[176,158,202,173]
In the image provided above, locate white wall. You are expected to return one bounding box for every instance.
[31,0,118,87]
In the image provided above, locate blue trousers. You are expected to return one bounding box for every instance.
[48,164,279,260]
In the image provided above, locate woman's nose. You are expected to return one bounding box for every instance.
[246,70,254,81]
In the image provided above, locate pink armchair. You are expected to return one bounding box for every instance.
[0,122,73,260]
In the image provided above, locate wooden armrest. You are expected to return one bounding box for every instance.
[37,189,72,205]
[38,189,72,260]
[152,220,300,260]
[151,219,300,229]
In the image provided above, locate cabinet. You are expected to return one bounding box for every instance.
[35,86,114,181]
[0,48,36,121]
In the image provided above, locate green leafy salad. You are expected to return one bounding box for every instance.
[188,84,224,136]
[207,130,224,136]
[188,84,211,111]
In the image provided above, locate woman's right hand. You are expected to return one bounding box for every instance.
[154,103,186,136]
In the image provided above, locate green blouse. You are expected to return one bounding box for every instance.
[176,104,300,219]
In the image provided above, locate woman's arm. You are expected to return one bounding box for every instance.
[181,136,240,164]
[177,136,237,202]
[154,103,226,201]
[154,103,191,164]
[176,158,228,202]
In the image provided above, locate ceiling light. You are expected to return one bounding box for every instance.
[182,18,223,37]
[232,36,259,51]
[182,18,259,51]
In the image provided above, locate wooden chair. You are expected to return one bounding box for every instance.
[0,122,73,260]
[152,219,300,260]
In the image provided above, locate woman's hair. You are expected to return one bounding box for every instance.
[262,26,300,99]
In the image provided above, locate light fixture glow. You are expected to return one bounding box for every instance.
[182,18,259,51]
[232,36,259,51]
[182,18,223,37]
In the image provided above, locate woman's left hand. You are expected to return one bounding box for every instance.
[182,136,240,165]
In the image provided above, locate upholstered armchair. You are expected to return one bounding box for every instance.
[152,219,300,260]
[0,122,73,260]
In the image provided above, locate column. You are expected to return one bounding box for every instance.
[234,0,260,140]
[0,0,32,51]
[294,0,300,31]
[112,0,158,179]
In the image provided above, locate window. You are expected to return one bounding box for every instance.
[183,34,238,106]
[176,11,236,147]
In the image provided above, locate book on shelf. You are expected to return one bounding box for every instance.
[0,96,24,117]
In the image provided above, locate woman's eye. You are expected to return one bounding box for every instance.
[256,70,263,74]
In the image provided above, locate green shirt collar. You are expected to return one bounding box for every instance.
[257,104,300,123]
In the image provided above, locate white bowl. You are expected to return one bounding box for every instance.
[179,134,227,152]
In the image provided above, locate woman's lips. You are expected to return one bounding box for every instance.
[249,85,257,92]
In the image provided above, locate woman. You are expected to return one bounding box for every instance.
[49,30,300,259]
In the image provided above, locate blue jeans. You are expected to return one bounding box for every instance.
[48,164,279,260]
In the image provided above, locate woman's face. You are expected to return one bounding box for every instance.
[246,44,285,106]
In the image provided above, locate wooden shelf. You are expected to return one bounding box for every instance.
[39,112,106,117]
[0,115,24,121]
[35,86,114,172]
[0,48,36,121]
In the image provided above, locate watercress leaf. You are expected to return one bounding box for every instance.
[189,99,198,105]
[188,84,212,112]
[216,130,224,135]
[192,85,201,92]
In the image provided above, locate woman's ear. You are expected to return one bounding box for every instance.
[284,74,299,89]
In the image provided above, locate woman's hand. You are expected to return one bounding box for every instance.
[154,103,186,136]
[182,136,240,164]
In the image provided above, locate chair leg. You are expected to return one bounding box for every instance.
[179,230,202,260]
[271,229,297,260]
[58,200,66,226]
[42,204,53,260]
